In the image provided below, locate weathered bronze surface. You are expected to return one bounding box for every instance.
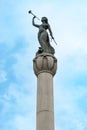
[29,11,55,55]
[32,16,55,55]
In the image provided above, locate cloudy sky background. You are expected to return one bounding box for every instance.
[0,0,87,130]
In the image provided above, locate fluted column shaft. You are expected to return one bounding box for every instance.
[33,53,57,130]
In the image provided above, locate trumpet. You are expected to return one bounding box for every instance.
[28,10,40,20]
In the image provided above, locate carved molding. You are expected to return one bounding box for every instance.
[33,53,57,76]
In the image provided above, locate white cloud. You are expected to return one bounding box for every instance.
[13,114,36,130]
[12,46,36,82]
[54,83,87,129]
[0,70,7,83]
[0,1,87,130]
[0,81,36,130]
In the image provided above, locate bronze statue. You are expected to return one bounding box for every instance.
[29,10,55,55]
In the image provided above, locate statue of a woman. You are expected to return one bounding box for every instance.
[32,16,55,55]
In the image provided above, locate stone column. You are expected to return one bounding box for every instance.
[33,53,57,130]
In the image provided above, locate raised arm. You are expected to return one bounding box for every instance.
[32,16,40,28]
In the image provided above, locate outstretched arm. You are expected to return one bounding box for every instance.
[32,16,39,28]
[48,24,54,39]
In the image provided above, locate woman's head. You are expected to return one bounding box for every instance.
[41,17,48,23]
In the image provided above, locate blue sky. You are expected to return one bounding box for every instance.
[0,0,87,130]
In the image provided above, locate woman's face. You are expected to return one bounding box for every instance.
[41,17,47,23]
[42,20,46,23]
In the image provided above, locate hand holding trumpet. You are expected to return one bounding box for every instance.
[28,10,40,20]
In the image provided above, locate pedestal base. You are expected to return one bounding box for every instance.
[33,53,57,130]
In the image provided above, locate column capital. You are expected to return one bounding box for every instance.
[33,53,57,76]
